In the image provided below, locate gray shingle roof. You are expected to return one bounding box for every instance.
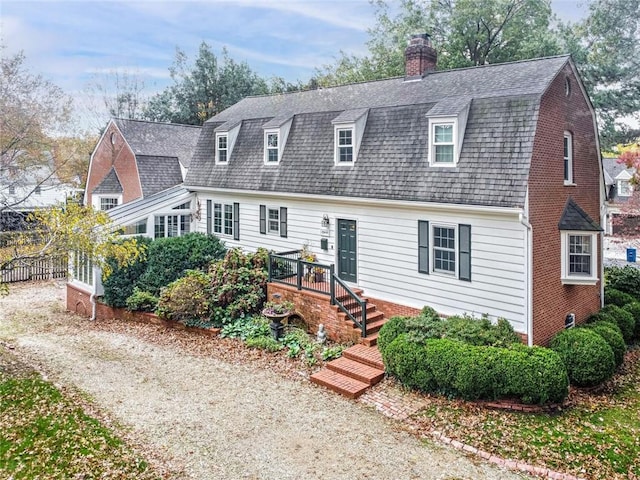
[92,167,123,194]
[558,198,602,231]
[185,55,572,208]
[114,119,201,168]
[136,155,183,197]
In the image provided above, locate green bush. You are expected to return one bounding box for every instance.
[377,316,413,355]
[220,316,270,340]
[245,336,283,352]
[622,302,640,340]
[156,270,211,322]
[102,236,152,308]
[125,288,158,312]
[137,233,226,297]
[583,322,626,367]
[382,336,568,404]
[604,288,637,307]
[600,304,635,343]
[209,248,269,322]
[606,266,640,301]
[550,328,615,387]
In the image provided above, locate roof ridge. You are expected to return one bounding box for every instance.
[113,118,202,129]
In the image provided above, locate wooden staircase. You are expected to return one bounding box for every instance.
[310,292,386,398]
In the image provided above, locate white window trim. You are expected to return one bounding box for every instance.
[264,129,280,165]
[432,223,457,276]
[563,131,574,185]
[215,133,228,164]
[212,202,235,237]
[334,125,355,165]
[428,117,458,167]
[560,231,598,285]
[153,213,191,239]
[93,194,122,211]
[267,207,280,234]
[617,179,633,197]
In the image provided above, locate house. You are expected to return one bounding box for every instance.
[84,118,201,211]
[181,34,605,346]
[603,156,639,236]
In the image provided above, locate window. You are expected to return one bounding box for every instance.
[564,76,571,97]
[337,128,353,163]
[265,131,279,163]
[212,202,239,239]
[8,185,15,195]
[123,220,147,235]
[73,250,93,286]
[154,214,190,238]
[564,132,573,184]
[260,205,287,238]
[618,180,633,197]
[433,225,456,273]
[418,221,471,281]
[34,185,42,195]
[216,134,228,163]
[430,122,455,165]
[561,232,598,284]
[100,197,118,211]
[268,208,279,233]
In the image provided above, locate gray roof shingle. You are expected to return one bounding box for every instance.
[136,155,183,197]
[558,198,602,231]
[114,119,201,168]
[185,55,572,208]
[92,167,123,194]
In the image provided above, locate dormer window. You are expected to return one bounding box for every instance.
[564,132,573,184]
[618,179,633,197]
[265,130,279,164]
[428,118,457,166]
[216,134,228,164]
[337,128,354,163]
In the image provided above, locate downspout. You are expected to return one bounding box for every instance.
[520,212,534,347]
[90,292,97,321]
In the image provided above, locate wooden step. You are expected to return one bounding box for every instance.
[310,369,370,399]
[326,357,385,386]
[361,331,379,347]
[342,344,384,370]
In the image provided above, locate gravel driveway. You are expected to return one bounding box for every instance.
[0,281,528,480]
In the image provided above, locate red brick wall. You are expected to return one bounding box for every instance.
[85,122,142,207]
[67,283,91,316]
[363,296,421,319]
[529,64,602,345]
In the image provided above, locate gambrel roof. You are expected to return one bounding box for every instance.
[185,55,574,208]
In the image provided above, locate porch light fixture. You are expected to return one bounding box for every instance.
[321,214,330,228]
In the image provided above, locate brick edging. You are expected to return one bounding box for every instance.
[430,431,587,480]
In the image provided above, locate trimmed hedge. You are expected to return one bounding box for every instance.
[550,328,615,387]
[583,321,626,367]
[102,236,152,308]
[622,302,640,340]
[604,288,637,308]
[606,266,640,301]
[382,336,568,405]
[125,288,158,313]
[600,304,635,343]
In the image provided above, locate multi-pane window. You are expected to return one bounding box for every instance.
[154,214,190,238]
[34,186,41,195]
[433,225,456,273]
[73,251,93,286]
[100,197,118,211]
[564,132,573,183]
[432,123,454,164]
[123,220,147,235]
[266,132,279,163]
[213,203,222,234]
[8,185,15,195]
[268,208,279,233]
[217,135,228,163]
[337,128,353,162]
[224,204,233,235]
[568,234,592,276]
[619,180,632,197]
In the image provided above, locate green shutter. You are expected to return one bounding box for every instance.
[280,207,288,238]
[459,224,471,281]
[259,205,266,234]
[233,203,240,241]
[418,220,429,274]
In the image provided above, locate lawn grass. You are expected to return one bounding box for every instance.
[0,351,159,480]
[412,348,640,480]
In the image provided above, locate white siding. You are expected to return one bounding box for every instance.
[194,192,528,333]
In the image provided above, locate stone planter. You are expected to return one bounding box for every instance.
[262,310,290,340]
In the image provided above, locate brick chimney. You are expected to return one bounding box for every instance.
[405,33,437,77]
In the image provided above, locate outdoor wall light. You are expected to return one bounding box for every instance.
[321,214,330,228]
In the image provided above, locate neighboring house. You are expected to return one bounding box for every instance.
[180,34,604,346]
[603,156,639,236]
[84,118,201,211]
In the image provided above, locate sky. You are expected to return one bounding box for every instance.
[0,0,591,131]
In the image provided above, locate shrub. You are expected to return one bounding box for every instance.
[604,288,637,308]
[600,304,635,344]
[382,336,568,404]
[220,316,270,340]
[321,345,344,361]
[156,270,211,322]
[209,248,269,321]
[622,302,640,340]
[606,266,640,301]
[550,328,615,387]
[102,236,152,308]
[125,288,158,312]
[377,316,412,355]
[137,233,226,296]
[583,322,626,367]
[245,336,282,352]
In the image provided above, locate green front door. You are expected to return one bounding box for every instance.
[337,219,357,283]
